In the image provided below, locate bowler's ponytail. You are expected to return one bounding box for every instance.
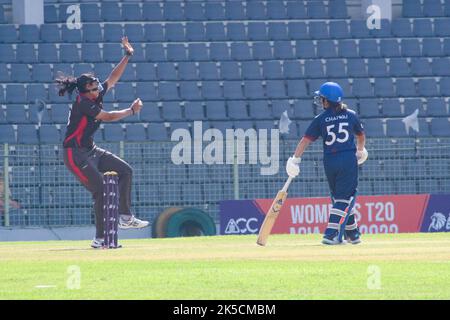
[55,72,98,97]
[55,74,78,97]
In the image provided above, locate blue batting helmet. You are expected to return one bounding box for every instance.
[314,82,343,103]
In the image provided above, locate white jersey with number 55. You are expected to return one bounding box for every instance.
[303,108,365,154]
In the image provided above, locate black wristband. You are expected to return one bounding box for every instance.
[130,108,135,115]
[125,50,133,57]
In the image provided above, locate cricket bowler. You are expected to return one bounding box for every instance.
[56,37,149,248]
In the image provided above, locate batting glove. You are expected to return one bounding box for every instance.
[356,148,368,165]
[286,156,301,178]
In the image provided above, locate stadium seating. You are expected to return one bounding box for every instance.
[0,124,15,143]
[1,0,450,227]
[368,59,388,77]
[426,98,448,116]
[381,99,403,117]
[389,58,410,77]
[396,79,417,97]
[404,99,423,116]
[430,118,450,136]
[380,39,401,57]
[180,81,201,100]
[358,99,380,118]
[79,3,100,23]
[411,58,432,76]
[392,19,413,37]
[435,18,450,36]
[241,61,261,80]
[374,78,395,97]
[206,101,227,120]
[226,100,246,119]
[39,124,61,143]
[27,84,47,103]
[17,124,39,144]
[104,123,124,142]
[362,119,385,137]
[161,102,183,121]
[184,101,205,120]
[125,123,147,142]
[138,102,160,122]
[178,62,198,80]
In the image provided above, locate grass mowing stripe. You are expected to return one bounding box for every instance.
[0,233,449,299]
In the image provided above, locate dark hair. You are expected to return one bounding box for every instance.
[55,72,98,97]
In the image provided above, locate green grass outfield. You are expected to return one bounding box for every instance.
[0,233,449,300]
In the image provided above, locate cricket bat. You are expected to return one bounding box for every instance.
[256,176,293,246]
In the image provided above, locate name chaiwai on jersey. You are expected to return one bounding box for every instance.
[325,115,349,122]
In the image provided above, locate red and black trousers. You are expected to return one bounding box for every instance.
[63,146,133,238]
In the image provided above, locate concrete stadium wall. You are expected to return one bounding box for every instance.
[12,0,44,24]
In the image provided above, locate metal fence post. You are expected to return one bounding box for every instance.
[119,141,125,159]
[233,139,239,200]
[3,143,10,227]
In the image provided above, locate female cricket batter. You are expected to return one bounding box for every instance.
[286,82,368,245]
[56,37,149,248]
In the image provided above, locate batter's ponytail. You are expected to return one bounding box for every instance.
[339,103,348,111]
[328,100,348,112]
[55,74,78,97]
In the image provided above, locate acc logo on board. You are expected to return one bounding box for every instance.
[224,218,259,234]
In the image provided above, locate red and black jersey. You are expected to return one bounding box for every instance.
[63,81,108,149]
